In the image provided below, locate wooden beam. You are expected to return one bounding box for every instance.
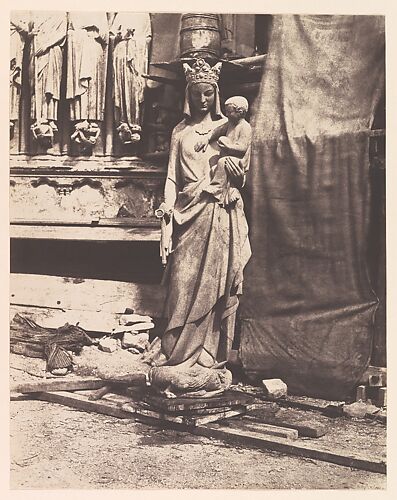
[10,373,149,395]
[231,419,299,440]
[10,273,165,316]
[10,224,160,242]
[10,377,107,394]
[31,390,137,420]
[242,414,327,438]
[193,424,386,475]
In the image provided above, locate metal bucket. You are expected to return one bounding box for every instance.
[180,14,221,59]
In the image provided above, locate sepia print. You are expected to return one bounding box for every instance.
[9,10,386,489]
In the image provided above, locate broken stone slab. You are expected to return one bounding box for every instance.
[98,337,118,353]
[119,313,153,326]
[112,322,155,335]
[261,379,288,400]
[122,332,150,351]
[126,322,155,331]
[343,401,379,418]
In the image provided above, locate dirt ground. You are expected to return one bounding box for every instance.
[10,397,386,490]
[9,350,387,490]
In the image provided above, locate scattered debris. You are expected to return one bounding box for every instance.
[9,307,386,479]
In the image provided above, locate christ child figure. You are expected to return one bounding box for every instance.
[195,95,252,207]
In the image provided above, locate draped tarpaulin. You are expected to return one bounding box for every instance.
[239,15,385,398]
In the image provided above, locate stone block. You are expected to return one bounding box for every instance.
[128,322,155,331]
[356,385,367,402]
[378,387,387,407]
[368,373,387,387]
[98,337,118,353]
[261,378,287,399]
[122,331,150,351]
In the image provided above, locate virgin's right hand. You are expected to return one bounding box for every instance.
[194,140,209,152]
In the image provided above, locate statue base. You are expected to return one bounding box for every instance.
[142,389,254,413]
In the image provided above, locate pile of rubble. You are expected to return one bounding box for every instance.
[96,312,154,355]
[10,310,157,379]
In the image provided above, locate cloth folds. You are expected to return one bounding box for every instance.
[240,15,384,398]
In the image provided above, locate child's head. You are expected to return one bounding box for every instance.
[224,96,249,122]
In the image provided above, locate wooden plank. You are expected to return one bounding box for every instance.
[10,377,107,394]
[229,54,267,66]
[243,413,327,438]
[11,373,149,395]
[10,224,160,242]
[10,273,165,316]
[229,419,299,440]
[32,391,136,419]
[194,424,386,475]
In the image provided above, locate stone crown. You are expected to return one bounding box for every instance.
[183,58,222,85]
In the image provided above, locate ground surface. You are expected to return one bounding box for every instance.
[10,398,386,490]
[9,352,387,490]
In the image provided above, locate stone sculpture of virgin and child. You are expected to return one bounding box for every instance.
[146,58,252,398]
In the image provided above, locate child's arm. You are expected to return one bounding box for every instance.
[218,121,251,157]
[195,122,228,152]
[209,122,229,142]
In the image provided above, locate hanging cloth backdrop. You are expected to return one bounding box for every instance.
[240,15,385,399]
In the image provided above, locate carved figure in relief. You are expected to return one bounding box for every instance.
[28,12,67,145]
[195,95,252,207]
[66,12,108,148]
[109,12,152,144]
[10,14,27,135]
[70,120,101,151]
[148,59,251,397]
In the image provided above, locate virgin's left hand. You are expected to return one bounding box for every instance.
[217,136,232,150]
[224,157,245,187]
